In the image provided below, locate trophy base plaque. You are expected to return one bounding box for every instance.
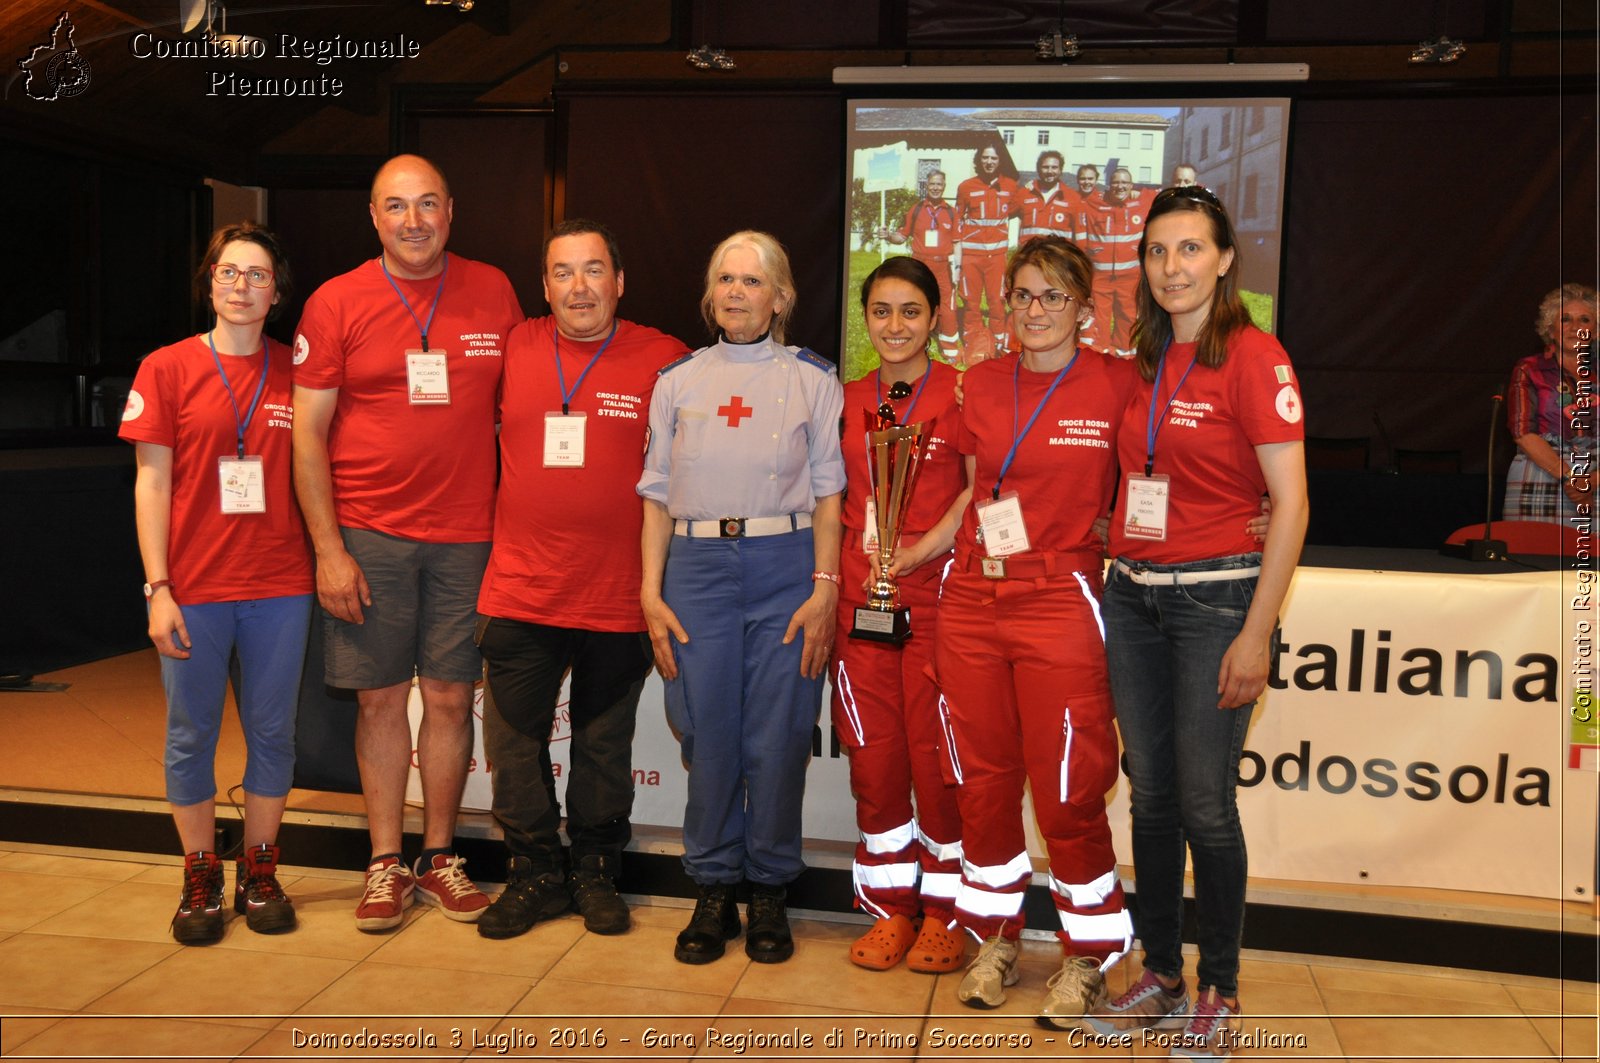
[850,605,912,645]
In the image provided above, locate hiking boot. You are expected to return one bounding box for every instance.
[674,883,740,964]
[477,857,570,940]
[171,851,225,945]
[957,933,1020,1008]
[570,854,630,935]
[354,856,415,932]
[1037,954,1107,1030]
[744,882,794,964]
[1084,967,1190,1036]
[1171,986,1240,1061]
[234,843,296,934]
[414,853,490,923]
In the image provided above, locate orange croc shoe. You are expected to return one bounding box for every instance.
[849,914,917,970]
[906,915,966,973]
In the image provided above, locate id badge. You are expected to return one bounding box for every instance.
[976,491,1030,557]
[544,412,587,467]
[1123,473,1170,541]
[863,497,880,555]
[217,456,266,514]
[406,350,450,405]
[922,228,939,249]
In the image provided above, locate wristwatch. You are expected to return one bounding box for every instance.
[143,579,174,599]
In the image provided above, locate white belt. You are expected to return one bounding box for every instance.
[1114,559,1260,585]
[674,513,812,538]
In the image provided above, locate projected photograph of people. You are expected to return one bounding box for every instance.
[843,100,1290,381]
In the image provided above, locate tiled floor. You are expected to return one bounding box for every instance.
[2,652,1597,1059]
[0,845,1594,1061]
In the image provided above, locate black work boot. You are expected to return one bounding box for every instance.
[570,854,630,935]
[477,856,570,940]
[744,882,794,963]
[674,882,740,964]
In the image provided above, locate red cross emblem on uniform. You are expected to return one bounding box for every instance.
[718,396,754,427]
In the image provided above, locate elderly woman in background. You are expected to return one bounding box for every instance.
[638,231,844,966]
[119,222,313,945]
[1504,283,1598,522]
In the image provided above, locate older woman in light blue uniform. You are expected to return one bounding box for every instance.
[639,230,844,967]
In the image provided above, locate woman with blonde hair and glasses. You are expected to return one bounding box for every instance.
[931,236,1136,1025]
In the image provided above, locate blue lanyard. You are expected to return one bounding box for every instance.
[876,360,932,424]
[554,321,617,415]
[379,252,449,351]
[206,332,269,460]
[994,350,1077,499]
[1143,342,1198,476]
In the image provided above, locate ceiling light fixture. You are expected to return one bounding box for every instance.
[685,45,735,71]
[1408,36,1466,64]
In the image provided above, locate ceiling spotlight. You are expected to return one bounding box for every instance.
[1035,31,1080,62]
[686,45,735,71]
[1408,36,1465,64]
[424,0,475,11]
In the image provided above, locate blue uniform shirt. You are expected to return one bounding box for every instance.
[638,336,845,519]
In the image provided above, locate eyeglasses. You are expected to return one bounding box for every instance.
[1006,288,1074,312]
[212,264,274,288]
[1152,184,1224,210]
[876,380,913,424]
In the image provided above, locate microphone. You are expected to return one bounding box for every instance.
[1443,394,1507,561]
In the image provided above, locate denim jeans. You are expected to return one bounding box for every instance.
[1103,554,1260,996]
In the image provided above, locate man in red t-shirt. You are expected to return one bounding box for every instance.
[474,220,689,941]
[292,155,523,931]
[877,172,959,360]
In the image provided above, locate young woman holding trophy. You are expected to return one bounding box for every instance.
[831,256,971,973]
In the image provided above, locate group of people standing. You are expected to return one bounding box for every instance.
[879,146,1179,364]
[123,150,1308,1061]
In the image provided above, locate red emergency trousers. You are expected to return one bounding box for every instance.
[1082,197,1145,355]
[956,176,1020,349]
[832,543,962,921]
[929,352,1134,962]
[898,201,961,360]
[935,552,1131,963]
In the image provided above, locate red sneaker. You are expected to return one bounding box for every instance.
[414,854,489,922]
[354,856,415,932]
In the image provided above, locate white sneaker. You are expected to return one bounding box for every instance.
[1037,954,1107,1029]
[957,934,1020,1008]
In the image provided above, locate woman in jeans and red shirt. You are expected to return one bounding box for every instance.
[1087,186,1308,1061]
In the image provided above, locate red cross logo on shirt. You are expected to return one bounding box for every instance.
[718,396,754,427]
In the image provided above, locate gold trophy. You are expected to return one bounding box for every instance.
[851,417,926,645]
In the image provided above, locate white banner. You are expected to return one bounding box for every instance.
[407,561,1593,901]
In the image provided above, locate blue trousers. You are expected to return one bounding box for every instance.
[662,529,823,886]
[1103,555,1260,996]
[160,594,314,806]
